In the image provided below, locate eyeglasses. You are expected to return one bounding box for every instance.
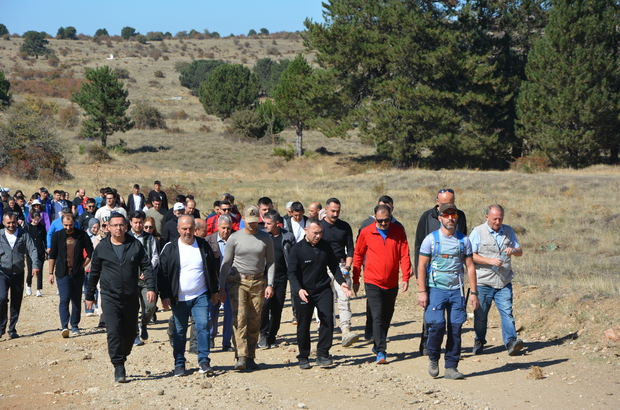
[440,213,458,219]
[438,189,455,194]
[376,218,390,224]
[221,208,232,212]
[144,225,154,230]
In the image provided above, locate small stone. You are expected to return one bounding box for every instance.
[157,390,164,396]
[201,382,212,389]
[604,328,619,341]
[82,353,93,360]
[48,360,58,365]
[145,370,151,375]
[297,403,308,409]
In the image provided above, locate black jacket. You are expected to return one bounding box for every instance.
[49,229,93,279]
[157,237,219,306]
[25,223,47,259]
[288,238,345,296]
[86,235,155,301]
[413,206,467,271]
[126,193,145,213]
[282,215,308,233]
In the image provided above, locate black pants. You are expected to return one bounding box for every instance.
[260,280,287,344]
[26,255,44,290]
[294,287,334,359]
[101,295,139,365]
[0,272,24,336]
[365,283,398,353]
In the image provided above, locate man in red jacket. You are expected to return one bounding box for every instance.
[352,204,411,364]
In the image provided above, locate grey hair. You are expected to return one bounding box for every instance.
[218,214,233,226]
[177,214,195,226]
[486,204,505,215]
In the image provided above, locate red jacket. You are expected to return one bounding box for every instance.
[206,213,240,236]
[352,223,412,289]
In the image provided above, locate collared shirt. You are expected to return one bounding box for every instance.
[217,234,227,267]
[469,222,520,253]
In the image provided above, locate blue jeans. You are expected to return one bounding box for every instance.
[474,283,517,347]
[425,287,466,369]
[209,285,233,347]
[172,292,211,367]
[57,274,84,330]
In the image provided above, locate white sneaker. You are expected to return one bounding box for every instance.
[36,290,42,297]
[56,288,59,295]
[61,328,70,338]
[26,286,32,296]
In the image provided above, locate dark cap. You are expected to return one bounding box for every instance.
[439,203,458,214]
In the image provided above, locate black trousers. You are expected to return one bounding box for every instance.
[101,295,139,365]
[260,280,287,344]
[26,255,44,290]
[294,287,334,359]
[0,272,24,336]
[366,283,399,353]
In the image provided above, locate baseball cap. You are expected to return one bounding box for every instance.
[31,199,42,205]
[173,202,185,211]
[439,203,458,214]
[243,205,260,223]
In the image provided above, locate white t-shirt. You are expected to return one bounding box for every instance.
[132,194,142,211]
[291,218,305,242]
[53,201,64,220]
[177,239,207,301]
[4,230,17,248]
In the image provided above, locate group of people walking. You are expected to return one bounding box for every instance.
[0,182,523,383]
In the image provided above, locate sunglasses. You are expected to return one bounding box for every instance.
[376,218,390,224]
[144,225,154,230]
[440,213,458,219]
[221,208,232,212]
[438,189,455,194]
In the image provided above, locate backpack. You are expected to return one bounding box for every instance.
[427,230,467,291]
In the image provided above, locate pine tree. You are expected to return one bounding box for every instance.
[0,70,11,107]
[72,66,133,147]
[517,0,620,167]
[198,64,260,119]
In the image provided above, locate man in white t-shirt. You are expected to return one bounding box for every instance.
[159,215,219,377]
[95,191,128,225]
[283,202,307,243]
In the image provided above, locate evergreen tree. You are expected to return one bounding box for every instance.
[0,24,8,37]
[73,66,133,147]
[517,0,620,167]
[198,64,260,119]
[20,31,51,59]
[0,70,11,107]
[121,26,136,40]
[179,59,225,95]
[253,58,291,96]
[94,28,109,38]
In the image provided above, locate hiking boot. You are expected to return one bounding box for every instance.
[428,360,439,378]
[299,358,311,369]
[114,365,127,383]
[445,367,465,379]
[174,364,186,377]
[316,356,333,367]
[507,338,524,356]
[61,328,70,338]
[199,361,214,376]
[472,340,484,355]
[341,328,360,347]
[246,358,260,370]
[376,351,387,364]
[235,356,247,370]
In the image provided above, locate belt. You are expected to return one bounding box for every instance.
[238,273,264,280]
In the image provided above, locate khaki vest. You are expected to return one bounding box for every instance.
[473,223,515,289]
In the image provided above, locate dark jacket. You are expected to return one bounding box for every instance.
[288,238,345,297]
[126,192,146,213]
[162,217,179,244]
[77,211,96,231]
[414,206,467,271]
[206,232,223,263]
[157,236,219,306]
[282,215,308,233]
[86,234,155,301]
[49,228,94,279]
[25,222,47,259]
[0,227,40,275]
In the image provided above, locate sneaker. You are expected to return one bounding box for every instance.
[376,351,387,364]
[507,338,524,356]
[316,356,333,367]
[8,333,20,340]
[473,340,484,355]
[299,358,311,369]
[36,290,42,297]
[257,334,268,349]
[246,358,260,370]
[291,317,298,325]
[151,313,157,323]
[445,367,465,379]
[26,286,32,296]
[71,328,79,336]
[114,365,127,383]
[140,326,148,341]
[61,328,70,338]
[364,333,373,341]
[199,361,214,376]
[222,345,235,352]
[85,311,95,317]
[133,336,144,346]
[235,357,247,370]
[98,321,106,328]
[174,364,186,377]
[341,330,360,347]
[428,360,439,377]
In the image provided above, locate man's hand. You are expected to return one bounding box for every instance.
[490,257,503,267]
[265,285,274,299]
[85,300,94,310]
[340,282,352,298]
[400,281,409,293]
[298,289,309,303]
[32,269,40,277]
[146,291,156,304]
[470,294,479,310]
[48,273,54,285]
[218,289,227,303]
[417,291,428,308]
[139,273,145,280]
[161,298,171,311]
[352,283,360,296]
[211,293,220,305]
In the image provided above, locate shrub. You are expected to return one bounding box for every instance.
[266,46,280,56]
[273,146,295,160]
[166,127,184,134]
[154,70,165,78]
[179,59,225,95]
[121,26,136,40]
[230,109,267,139]
[132,101,167,129]
[199,124,211,132]
[169,110,189,120]
[58,104,80,129]
[86,144,112,162]
[135,34,147,44]
[113,67,130,79]
[107,139,127,154]
[511,155,550,174]
[174,61,190,73]
[198,64,260,119]
[145,31,164,41]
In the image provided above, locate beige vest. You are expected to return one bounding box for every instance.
[473,223,515,289]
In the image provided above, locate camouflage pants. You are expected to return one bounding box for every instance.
[228,276,266,359]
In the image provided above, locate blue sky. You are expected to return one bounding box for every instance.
[4,0,327,37]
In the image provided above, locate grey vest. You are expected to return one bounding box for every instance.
[473,223,515,289]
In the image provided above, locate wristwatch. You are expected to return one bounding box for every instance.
[267,283,273,287]
[471,291,479,296]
